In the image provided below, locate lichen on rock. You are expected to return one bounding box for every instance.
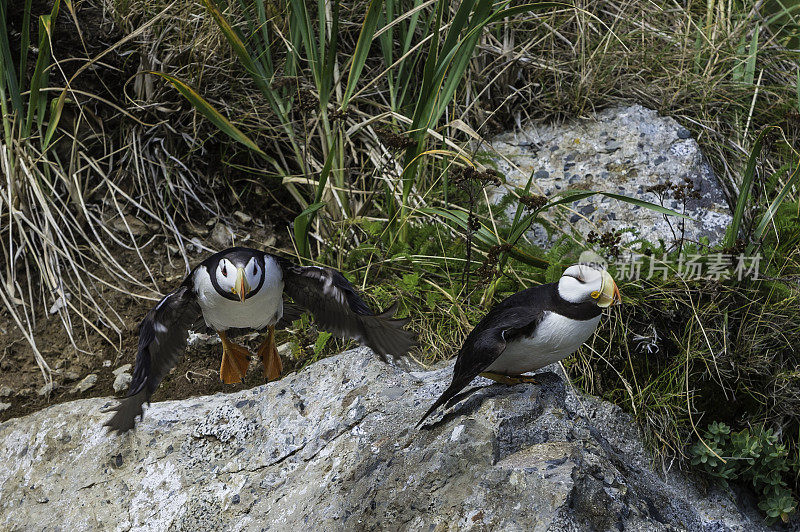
[486,105,732,248]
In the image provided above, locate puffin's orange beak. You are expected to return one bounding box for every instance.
[232,267,250,303]
[596,270,621,308]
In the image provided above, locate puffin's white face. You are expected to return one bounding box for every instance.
[215,257,262,302]
[557,263,621,307]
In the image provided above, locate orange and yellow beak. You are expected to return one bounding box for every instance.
[231,267,251,303]
[595,270,622,308]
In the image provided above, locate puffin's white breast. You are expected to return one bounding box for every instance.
[485,311,600,375]
[192,256,284,331]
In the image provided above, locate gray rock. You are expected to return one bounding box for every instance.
[109,214,150,236]
[112,364,133,394]
[72,374,97,394]
[487,105,732,248]
[233,210,253,223]
[187,331,222,347]
[112,372,132,394]
[0,402,9,412]
[36,382,55,397]
[276,342,293,358]
[61,371,80,382]
[0,348,765,531]
[112,364,132,377]
[0,385,11,397]
[210,221,235,248]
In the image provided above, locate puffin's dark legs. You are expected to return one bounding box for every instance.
[479,372,539,386]
[257,325,282,381]
[218,330,251,384]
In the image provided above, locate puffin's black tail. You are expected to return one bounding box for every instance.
[416,382,462,428]
[104,390,148,434]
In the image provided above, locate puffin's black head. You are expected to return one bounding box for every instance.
[214,251,263,302]
[558,263,621,308]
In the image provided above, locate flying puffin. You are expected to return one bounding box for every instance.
[106,246,416,433]
[418,263,621,426]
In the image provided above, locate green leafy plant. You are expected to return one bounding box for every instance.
[691,422,798,524]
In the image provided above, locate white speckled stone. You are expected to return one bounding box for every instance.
[487,105,732,247]
[0,348,765,531]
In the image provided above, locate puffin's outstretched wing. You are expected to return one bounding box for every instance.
[278,261,416,362]
[105,282,201,433]
[418,291,545,426]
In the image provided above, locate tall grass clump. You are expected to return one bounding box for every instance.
[0,0,127,383]
[0,0,234,382]
[162,0,574,257]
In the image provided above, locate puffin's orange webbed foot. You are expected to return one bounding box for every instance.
[219,330,251,384]
[257,325,282,382]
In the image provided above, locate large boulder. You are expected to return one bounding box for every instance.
[0,348,764,531]
[487,105,732,247]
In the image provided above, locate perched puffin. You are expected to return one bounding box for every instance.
[106,247,416,433]
[418,263,621,426]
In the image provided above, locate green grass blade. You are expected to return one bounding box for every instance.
[544,190,693,219]
[294,202,326,258]
[342,0,383,108]
[732,33,746,83]
[411,0,445,125]
[692,24,704,75]
[508,170,537,238]
[42,89,67,150]
[25,14,54,135]
[26,0,60,135]
[288,0,319,84]
[753,164,800,242]
[501,189,692,254]
[744,25,759,86]
[317,0,326,70]
[148,71,264,155]
[200,0,268,92]
[421,207,549,267]
[724,127,773,247]
[320,0,339,107]
[440,0,481,55]
[252,0,275,75]
[313,138,337,204]
[19,0,32,83]
[295,139,340,257]
[0,0,23,116]
[421,206,500,246]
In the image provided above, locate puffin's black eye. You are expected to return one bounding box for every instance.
[221,264,228,277]
[253,263,258,275]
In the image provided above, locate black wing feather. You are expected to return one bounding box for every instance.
[418,289,546,426]
[278,259,416,362]
[105,281,201,433]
